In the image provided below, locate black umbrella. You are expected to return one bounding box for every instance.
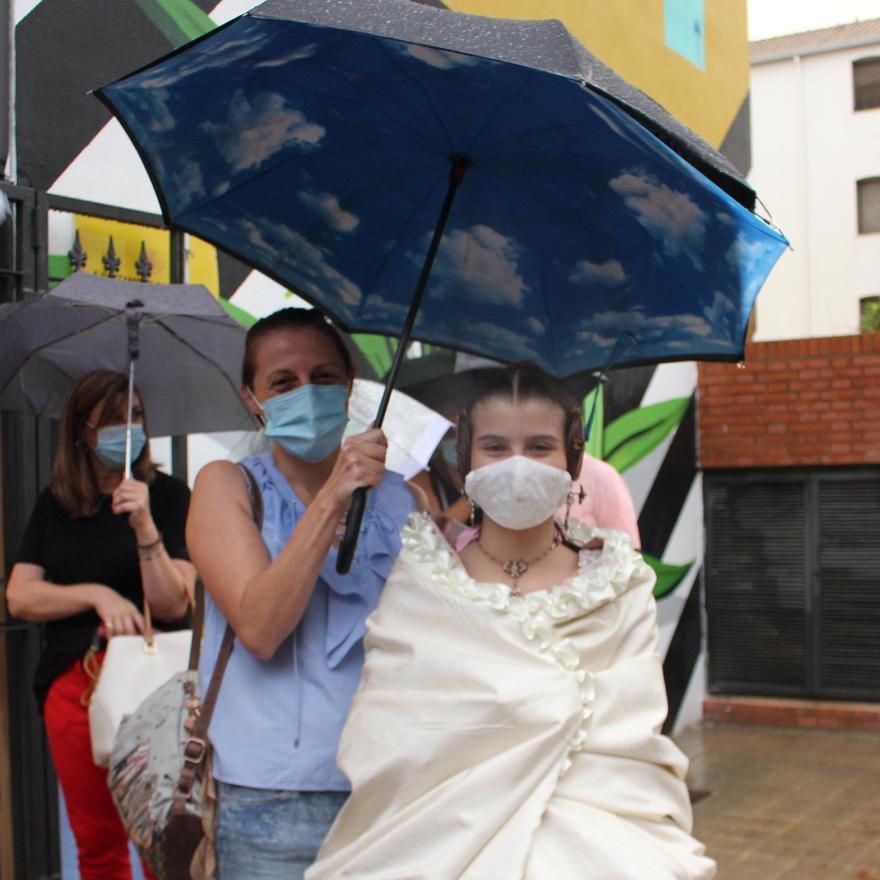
[0,273,253,474]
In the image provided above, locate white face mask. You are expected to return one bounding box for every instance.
[465,455,572,531]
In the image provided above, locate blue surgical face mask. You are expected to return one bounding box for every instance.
[437,435,459,467]
[93,423,147,470]
[256,384,349,462]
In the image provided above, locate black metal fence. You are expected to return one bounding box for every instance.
[0,181,188,879]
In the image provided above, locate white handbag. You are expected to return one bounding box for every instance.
[88,601,192,767]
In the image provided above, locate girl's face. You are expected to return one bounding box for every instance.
[245,327,350,411]
[469,395,568,474]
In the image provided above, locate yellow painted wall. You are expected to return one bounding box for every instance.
[445,0,749,149]
[74,216,220,293]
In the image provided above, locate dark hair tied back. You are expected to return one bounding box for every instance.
[456,362,584,479]
[241,307,355,388]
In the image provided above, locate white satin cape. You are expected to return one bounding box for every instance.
[306,514,715,880]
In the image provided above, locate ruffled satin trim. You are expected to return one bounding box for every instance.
[401,512,653,767]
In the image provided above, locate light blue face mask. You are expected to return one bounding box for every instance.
[257,384,349,462]
[94,423,147,470]
[437,435,459,467]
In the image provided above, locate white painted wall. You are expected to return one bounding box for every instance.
[749,42,880,340]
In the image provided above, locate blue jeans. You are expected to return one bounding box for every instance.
[216,782,347,879]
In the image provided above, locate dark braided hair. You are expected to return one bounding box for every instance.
[456,362,584,479]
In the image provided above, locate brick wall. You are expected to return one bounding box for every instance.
[698,333,880,468]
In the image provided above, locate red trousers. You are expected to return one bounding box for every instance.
[43,656,156,880]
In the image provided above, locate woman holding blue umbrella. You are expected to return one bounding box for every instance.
[186,308,420,878]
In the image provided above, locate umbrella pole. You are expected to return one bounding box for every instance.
[124,359,136,479]
[336,157,470,574]
[124,302,142,480]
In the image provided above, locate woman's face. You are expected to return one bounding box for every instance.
[245,327,350,410]
[82,392,144,447]
[469,395,568,474]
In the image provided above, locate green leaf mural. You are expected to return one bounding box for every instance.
[603,397,691,474]
[220,299,257,328]
[352,334,398,378]
[642,554,693,599]
[136,0,216,46]
[581,391,695,601]
[581,382,605,460]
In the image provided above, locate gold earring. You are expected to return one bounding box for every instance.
[564,484,586,531]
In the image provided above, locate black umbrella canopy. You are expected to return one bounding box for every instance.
[0,274,253,436]
[251,0,753,210]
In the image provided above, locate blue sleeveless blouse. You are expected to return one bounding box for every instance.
[200,451,416,790]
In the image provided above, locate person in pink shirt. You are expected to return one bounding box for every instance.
[564,453,641,547]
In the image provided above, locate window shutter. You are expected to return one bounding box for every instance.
[817,476,880,698]
[706,478,807,694]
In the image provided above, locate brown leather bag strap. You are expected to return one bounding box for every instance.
[174,623,234,810]
[239,463,264,531]
[173,462,265,809]
[187,582,205,671]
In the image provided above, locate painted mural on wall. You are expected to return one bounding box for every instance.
[8,1,750,875]
[15,0,749,743]
[14,0,747,739]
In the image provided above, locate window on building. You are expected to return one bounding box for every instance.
[857,178,880,234]
[853,57,880,110]
[861,296,880,333]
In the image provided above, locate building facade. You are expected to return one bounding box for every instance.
[695,19,880,721]
[749,19,880,340]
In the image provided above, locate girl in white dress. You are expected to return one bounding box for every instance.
[307,364,715,880]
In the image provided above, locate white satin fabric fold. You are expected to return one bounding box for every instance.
[307,514,715,880]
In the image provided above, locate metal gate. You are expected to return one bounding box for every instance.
[1,180,62,880]
[705,467,880,701]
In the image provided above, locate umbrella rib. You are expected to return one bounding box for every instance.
[462,70,539,157]
[0,307,121,400]
[353,176,449,323]
[375,40,455,154]
[270,57,442,151]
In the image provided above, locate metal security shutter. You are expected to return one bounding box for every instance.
[706,476,808,694]
[706,468,880,701]
[816,475,880,699]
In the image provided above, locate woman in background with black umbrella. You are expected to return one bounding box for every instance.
[6,370,195,880]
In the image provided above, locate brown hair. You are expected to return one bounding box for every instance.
[51,370,155,518]
[456,362,584,479]
[241,308,355,388]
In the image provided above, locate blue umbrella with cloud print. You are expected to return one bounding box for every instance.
[96,0,788,570]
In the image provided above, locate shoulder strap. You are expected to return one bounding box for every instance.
[238,463,264,531]
[187,462,265,670]
[187,583,205,670]
[174,462,266,808]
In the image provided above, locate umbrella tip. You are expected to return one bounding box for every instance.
[126,299,145,309]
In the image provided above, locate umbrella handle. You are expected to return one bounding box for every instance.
[336,487,367,575]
